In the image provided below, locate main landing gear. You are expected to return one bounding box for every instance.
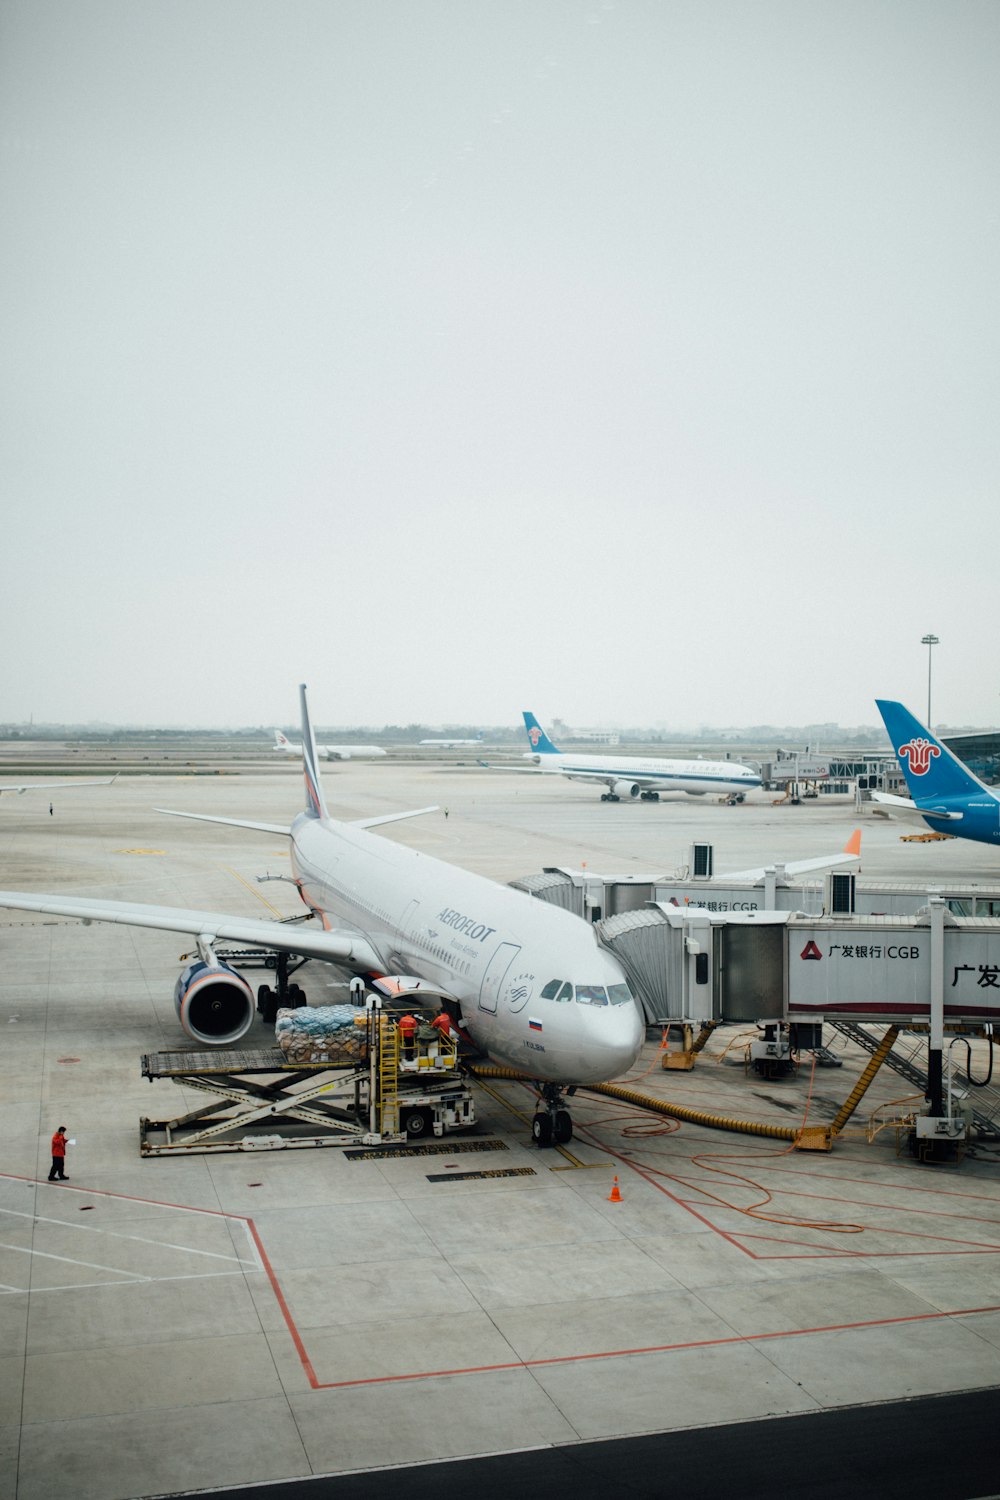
[256,953,309,1025]
[531,1083,575,1147]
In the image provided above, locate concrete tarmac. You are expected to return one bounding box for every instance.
[2,763,1000,1499]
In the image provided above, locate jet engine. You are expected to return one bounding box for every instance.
[612,780,640,800]
[174,959,256,1045]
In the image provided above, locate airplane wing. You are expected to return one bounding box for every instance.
[0,890,378,967]
[0,777,117,795]
[562,769,660,790]
[720,830,863,882]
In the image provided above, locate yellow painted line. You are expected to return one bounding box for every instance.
[222,866,286,918]
[115,849,167,856]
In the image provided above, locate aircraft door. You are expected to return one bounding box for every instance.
[478,942,521,1013]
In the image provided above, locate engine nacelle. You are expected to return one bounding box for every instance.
[325,749,350,760]
[174,960,256,1046]
[612,780,641,800]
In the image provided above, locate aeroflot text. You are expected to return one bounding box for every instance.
[438,909,497,942]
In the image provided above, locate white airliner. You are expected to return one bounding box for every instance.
[273,729,386,762]
[0,688,644,1144]
[504,713,761,803]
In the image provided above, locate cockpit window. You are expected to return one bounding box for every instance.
[575,985,608,1006]
[557,982,573,1002]
[540,979,562,999]
[607,983,634,1006]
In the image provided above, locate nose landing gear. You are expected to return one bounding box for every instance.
[531,1083,574,1146]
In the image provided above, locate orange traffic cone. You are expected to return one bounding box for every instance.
[608,1175,622,1203]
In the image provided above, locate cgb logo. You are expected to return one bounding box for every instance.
[800,941,823,960]
[899,737,940,776]
[528,726,542,747]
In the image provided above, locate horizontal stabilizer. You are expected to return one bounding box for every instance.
[156,808,291,835]
[352,805,439,830]
[869,791,962,823]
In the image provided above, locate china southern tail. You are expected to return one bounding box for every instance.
[874,699,1000,847]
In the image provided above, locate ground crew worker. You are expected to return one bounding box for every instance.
[430,1010,454,1042]
[397,1013,418,1059]
[48,1125,69,1181]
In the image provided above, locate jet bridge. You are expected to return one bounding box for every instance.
[591,903,1000,1030]
[513,866,1000,1158]
[592,901,1000,1160]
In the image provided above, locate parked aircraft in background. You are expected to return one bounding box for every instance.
[874,699,1000,848]
[489,712,761,803]
[273,729,386,762]
[419,735,483,747]
[1,775,116,796]
[0,688,643,1144]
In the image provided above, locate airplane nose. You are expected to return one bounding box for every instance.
[590,1001,645,1079]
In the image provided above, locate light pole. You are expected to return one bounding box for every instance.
[921,633,939,725]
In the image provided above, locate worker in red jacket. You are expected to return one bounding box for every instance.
[48,1125,69,1182]
[430,1010,454,1043]
[397,1013,418,1059]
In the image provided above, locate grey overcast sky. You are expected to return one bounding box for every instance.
[1,1,997,729]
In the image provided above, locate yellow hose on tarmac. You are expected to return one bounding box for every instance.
[469,1065,800,1142]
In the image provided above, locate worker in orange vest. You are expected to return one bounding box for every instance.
[397,1013,418,1058]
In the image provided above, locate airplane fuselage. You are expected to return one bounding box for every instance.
[919,796,1000,844]
[289,812,644,1084]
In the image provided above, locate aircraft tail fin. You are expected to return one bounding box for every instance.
[274,729,292,751]
[299,684,330,820]
[522,711,560,756]
[875,700,990,805]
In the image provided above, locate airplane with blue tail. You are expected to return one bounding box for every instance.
[874,699,1000,847]
[514,711,761,803]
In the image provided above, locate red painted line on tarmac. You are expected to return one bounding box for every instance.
[7,1171,1000,1396]
[692,1156,1000,1210]
[244,1217,320,1388]
[0,1172,240,1218]
[573,1127,756,1255]
[307,1301,1000,1391]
